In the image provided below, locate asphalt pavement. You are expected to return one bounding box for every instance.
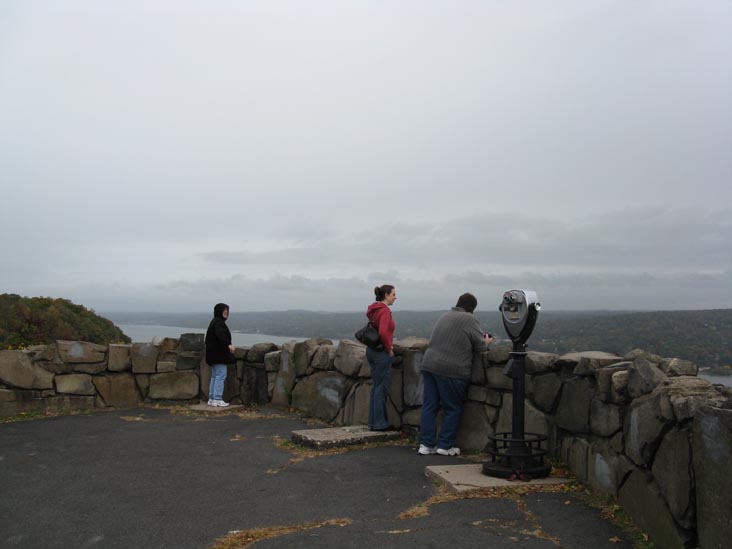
[0,407,635,548]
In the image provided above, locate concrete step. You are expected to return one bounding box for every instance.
[426,463,570,493]
[291,425,401,449]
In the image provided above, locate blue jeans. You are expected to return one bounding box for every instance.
[419,371,469,450]
[366,348,392,430]
[209,364,227,401]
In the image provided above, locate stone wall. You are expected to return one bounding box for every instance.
[2,335,731,547]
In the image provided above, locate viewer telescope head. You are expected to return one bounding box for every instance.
[500,289,540,346]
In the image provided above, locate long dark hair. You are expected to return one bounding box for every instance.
[374,285,395,302]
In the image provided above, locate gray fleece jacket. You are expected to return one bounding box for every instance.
[420,307,487,380]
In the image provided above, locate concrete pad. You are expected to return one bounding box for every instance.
[426,464,571,493]
[188,403,245,414]
[291,424,401,449]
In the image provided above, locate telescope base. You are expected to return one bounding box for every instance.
[482,431,552,480]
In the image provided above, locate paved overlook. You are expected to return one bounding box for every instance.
[2,406,636,549]
[2,336,732,547]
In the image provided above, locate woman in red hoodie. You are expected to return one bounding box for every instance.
[366,284,397,431]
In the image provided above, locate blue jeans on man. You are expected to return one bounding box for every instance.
[419,371,469,450]
[209,364,227,401]
[366,347,392,430]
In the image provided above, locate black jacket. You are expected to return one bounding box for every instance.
[205,303,236,365]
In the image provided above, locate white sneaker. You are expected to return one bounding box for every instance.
[215,400,230,407]
[207,399,215,406]
[436,447,460,456]
[418,444,437,455]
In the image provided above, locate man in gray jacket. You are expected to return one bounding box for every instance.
[418,293,492,456]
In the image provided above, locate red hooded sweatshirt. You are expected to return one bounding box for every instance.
[366,302,395,354]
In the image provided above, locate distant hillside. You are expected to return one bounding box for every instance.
[0,294,130,349]
[105,308,732,368]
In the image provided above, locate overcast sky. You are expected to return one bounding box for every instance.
[1,1,731,313]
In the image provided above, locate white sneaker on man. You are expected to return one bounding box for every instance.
[436,447,460,456]
[214,400,230,407]
[207,399,215,406]
[418,444,437,455]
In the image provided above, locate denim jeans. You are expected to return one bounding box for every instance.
[209,364,227,401]
[366,347,392,430]
[419,371,469,449]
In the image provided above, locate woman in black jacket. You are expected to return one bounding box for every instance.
[205,302,236,407]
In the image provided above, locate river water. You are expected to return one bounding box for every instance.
[117,324,306,346]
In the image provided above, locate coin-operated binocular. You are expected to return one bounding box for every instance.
[501,289,540,346]
[483,289,551,480]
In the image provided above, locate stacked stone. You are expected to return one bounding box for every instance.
[0,335,208,415]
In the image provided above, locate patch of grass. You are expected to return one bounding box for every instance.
[0,408,95,423]
[266,434,412,474]
[210,518,352,548]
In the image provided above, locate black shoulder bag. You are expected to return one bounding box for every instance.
[355,322,384,351]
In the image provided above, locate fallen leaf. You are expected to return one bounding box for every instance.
[564,500,572,505]
[609,536,623,543]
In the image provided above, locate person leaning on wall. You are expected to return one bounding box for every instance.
[418,292,492,456]
[205,302,237,407]
[365,284,397,431]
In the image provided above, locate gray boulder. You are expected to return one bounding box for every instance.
[486,346,512,365]
[333,340,368,378]
[107,344,132,372]
[291,371,352,422]
[154,337,178,352]
[179,333,204,351]
[610,370,630,403]
[457,402,495,452]
[339,382,371,425]
[92,374,140,407]
[293,339,322,376]
[555,351,622,370]
[590,398,622,437]
[693,406,732,549]
[484,365,513,391]
[660,357,698,377]
[652,427,694,529]
[525,351,559,374]
[246,342,279,363]
[496,394,547,438]
[466,385,502,407]
[148,371,199,400]
[619,469,691,549]
[264,351,281,372]
[0,350,54,390]
[624,388,675,467]
[271,344,297,407]
[554,377,595,434]
[393,337,429,353]
[402,349,424,406]
[55,374,96,396]
[595,364,630,403]
[623,348,663,364]
[131,343,158,374]
[528,372,562,413]
[310,345,337,371]
[627,357,668,399]
[56,340,107,364]
[560,436,590,482]
[664,376,726,422]
[240,365,268,405]
[175,351,201,371]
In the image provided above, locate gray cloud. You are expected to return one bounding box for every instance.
[1,1,731,312]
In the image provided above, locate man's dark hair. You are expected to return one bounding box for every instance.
[455,293,477,313]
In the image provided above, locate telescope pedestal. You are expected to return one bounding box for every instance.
[483,343,551,479]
